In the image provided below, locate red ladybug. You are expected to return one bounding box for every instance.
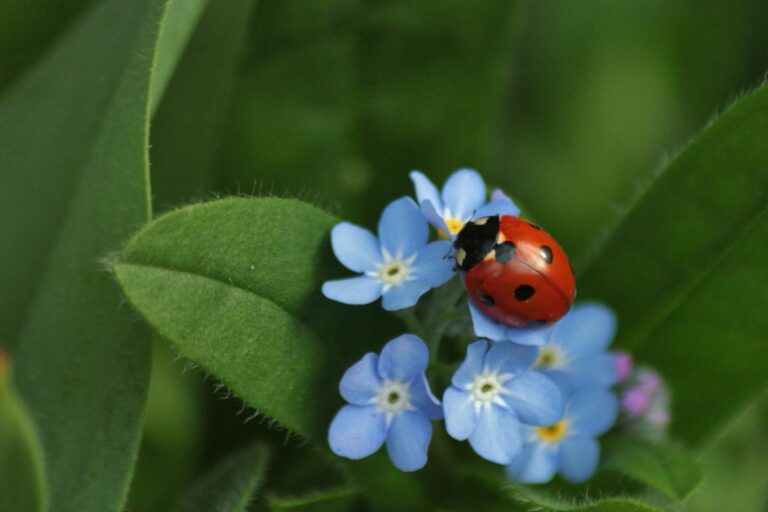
[453,215,575,327]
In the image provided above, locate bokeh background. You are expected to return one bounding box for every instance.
[2,1,767,510]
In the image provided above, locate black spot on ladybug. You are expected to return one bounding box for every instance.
[480,294,495,307]
[514,284,535,301]
[494,242,516,264]
[539,245,553,264]
[527,222,542,230]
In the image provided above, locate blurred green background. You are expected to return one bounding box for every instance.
[2,0,766,510]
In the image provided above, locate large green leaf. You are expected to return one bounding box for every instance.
[0,0,205,509]
[173,444,269,512]
[603,438,703,504]
[578,83,768,444]
[114,197,395,440]
[151,0,256,210]
[0,358,47,512]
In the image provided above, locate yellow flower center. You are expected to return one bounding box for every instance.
[534,347,563,369]
[536,419,569,443]
[438,218,465,239]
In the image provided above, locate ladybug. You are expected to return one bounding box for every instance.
[453,215,575,327]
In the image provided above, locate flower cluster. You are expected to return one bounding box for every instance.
[323,169,666,484]
[613,352,671,440]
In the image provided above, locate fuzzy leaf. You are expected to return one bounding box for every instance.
[509,485,664,512]
[268,486,358,511]
[0,0,206,509]
[578,83,768,444]
[603,438,703,504]
[173,444,269,512]
[114,197,395,441]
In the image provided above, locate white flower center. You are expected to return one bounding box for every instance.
[369,251,417,290]
[376,379,411,416]
[467,369,513,410]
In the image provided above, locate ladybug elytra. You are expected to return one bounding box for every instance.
[454,215,575,327]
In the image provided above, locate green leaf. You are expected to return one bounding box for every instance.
[0,358,47,512]
[509,485,663,512]
[0,0,205,509]
[151,0,256,210]
[268,486,358,511]
[149,0,209,114]
[602,437,703,504]
[114,197,395,440]
[578,83,768,444]
[173,444,269,512]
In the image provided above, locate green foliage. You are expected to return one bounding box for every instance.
[0,362,47,512]
[151,0,256,210]
[173,444,269,512]
[578,83,768,445]
[509,485,664,512]
[603,437,703,504]
[220,0,522,226]
[0,0,204,509]
[268,486,359,511]
[114,197,396,440]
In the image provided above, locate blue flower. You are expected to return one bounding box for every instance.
[328,334,443,471]
[443,340,563,465]
[469,301,551,347]
[410,169,520,239]
[506,389,618,484]
[529,303,618,396]
[322,197,455,311]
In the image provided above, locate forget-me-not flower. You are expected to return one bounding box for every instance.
[328,334,443,471]
[322,197,455,311]
[443,340,563,465]
[410,169,520,239]
[469,301,551,347]
[529,303,618,396]
[506,389,618,484]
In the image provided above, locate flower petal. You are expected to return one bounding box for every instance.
[567,353,619,389]
[328,405,386,460]
[322,276,383,305]
[567,389,618,437]
[485,340,539,376]
[381,280,431,311]
[410,171,443,212]
[559,436,599,483]
[504,371,563,426]
[378,197,428,258]
[506,441,559,484]
[441,168,486,220]
[469,301,550,346]
[490,188,512,203]
[552,302,616,356]
[452,339,489,388]
[330,222,382,273]
[340,353,381,405]
[386,411,432,472]
[468,406,522,464]
[443,386,477,440]
[420,199,451,234]
[378,334,429,382]
[409,375,444,420]
[474,199,521,219]
[413,240,455,287]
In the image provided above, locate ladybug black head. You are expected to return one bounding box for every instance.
[453,215,500,271]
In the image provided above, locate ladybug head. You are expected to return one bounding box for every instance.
[453,215,500,271]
